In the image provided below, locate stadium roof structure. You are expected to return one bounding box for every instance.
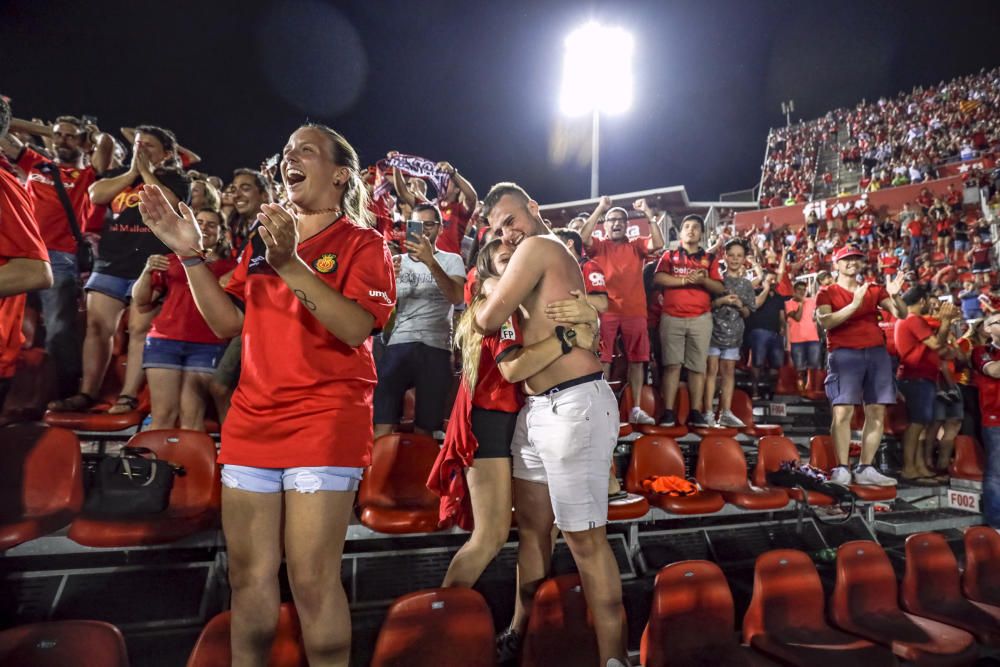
[539,184,757,228]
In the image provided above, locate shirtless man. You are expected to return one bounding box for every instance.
[475,182,628,667]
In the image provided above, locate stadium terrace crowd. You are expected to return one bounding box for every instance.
[2,64,1000,666]
[759,66,1000,207]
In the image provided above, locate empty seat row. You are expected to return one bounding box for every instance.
[0,424,220,551]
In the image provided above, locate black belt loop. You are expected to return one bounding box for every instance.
[539,371,605,397]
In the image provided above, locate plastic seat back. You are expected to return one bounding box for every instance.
[359,433,441,509]
[126,429,220,516]
[0,620,128,667]
[624,435,684,494]
[696,436,750,492]
[831,540,900,627]
[730,389,757,428]
[521,574,611,667]
[809,435,837,472]
[949,435,985,481]
[752,436,800,487]
[0,424,83,525]
[963,526,1000,604]
[775,362,800,396]
[187,602,305,667]
[641,561,738,667]
[371,588,495,667]
[902,532,963,613]
[743,549,828,643]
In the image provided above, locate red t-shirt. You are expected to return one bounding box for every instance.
[972,344,1000,427]
[587,236,649,317]
[149,254,237,344]
[471,315,524,414]
[463,266,478,305]
[17,147,96,254]
[220,217,395,468]
[894,314,940,381]
[435,199,472,254]
[908,219,924,237]
[580,258,607,296]
[654,247,719,318]
[816,283,890,350]
[0,169,49,378]
[879,311,898,358]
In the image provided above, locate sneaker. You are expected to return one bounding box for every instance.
[853,465,898,486]
[688,410,710,428]
[629,406,656,425]
[606,660,631,667]
[829,465,852,486]
[659,409,676,427]
[496,628,522,663]
[718,409,746,428]
[703,412,718,428]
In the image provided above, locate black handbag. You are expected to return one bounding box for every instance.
[35,161,94,274]
[83,446,184,516]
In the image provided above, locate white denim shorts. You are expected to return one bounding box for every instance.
[511,379,618,532]
[220,465,363,493]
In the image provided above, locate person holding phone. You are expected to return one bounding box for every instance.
[374,203,466,438]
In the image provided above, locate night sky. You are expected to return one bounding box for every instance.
[4,0,1000,205]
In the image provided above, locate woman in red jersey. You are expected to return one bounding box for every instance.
[138,124,394,667]
[431,238,597,588]
[131,208,235,430]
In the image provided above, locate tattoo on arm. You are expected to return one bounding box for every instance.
[294,289,317,311]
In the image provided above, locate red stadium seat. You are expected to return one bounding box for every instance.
[949,435,984,481]
[830,540,977,665]
[775,361,800,396]
[370,588,495,667]
[804,368,826,401]
[618,422,633,438]
[624,435,725,515]
[731,390,783,437]
[44,357,150,432]
[520,574,625,667]
[901,531,1000,647]
[809,435,896,501]
[607,493,649,521]
[0,424,84,551]
[69,429,220,547]
[0,348,56,426]
[0,620,128,667]
[632,384,689,438]
[357,433,445,534]
[641,560,772,667]
[752,436,835,506]
[884,402,909,437]
[696,436,789,510]
[742,549,896,666]
[396,388,416,433]
[963,525,1000,606]
[187,602,306,667]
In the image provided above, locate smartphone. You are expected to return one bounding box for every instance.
[406,219,423,245]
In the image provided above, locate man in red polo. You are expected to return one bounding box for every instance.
[0,98,53,406]
[580,196,665,424]
[816,245,907,486]
[972,313,1000,528]
[653,214,724,427]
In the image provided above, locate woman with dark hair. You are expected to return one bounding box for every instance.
[138,124,395,666]
[131,208,235,431]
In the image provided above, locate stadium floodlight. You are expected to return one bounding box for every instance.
[558,21,634,196]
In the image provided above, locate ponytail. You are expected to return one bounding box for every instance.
[301,122,374,228]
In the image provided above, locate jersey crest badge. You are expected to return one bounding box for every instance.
[500,318,517,341]
[313,253,338,274]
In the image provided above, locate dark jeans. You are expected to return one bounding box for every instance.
[36,251,82,397]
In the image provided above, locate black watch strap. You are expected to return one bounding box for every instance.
[555,326,573,355]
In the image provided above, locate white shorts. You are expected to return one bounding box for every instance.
[511,379,618,532]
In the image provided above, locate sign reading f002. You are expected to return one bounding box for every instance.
[946,488,981,513]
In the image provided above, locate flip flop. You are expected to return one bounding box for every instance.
[46,393,97,412]
[107,395,139,415]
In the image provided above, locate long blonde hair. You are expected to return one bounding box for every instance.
[455,239,505,390]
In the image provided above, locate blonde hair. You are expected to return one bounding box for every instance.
[300,123,374,228]
[454,239,505,390]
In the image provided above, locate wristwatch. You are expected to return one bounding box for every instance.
[555,326,576,354]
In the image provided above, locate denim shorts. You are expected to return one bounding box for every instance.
[749,329,784,369]
[220,464,364,493]
[825,346,897,406]
[84,271,136,303]
[708,345,741,361]
[933,392,964,422]
[898,378,935,424]
[143,337,227,374]
[791,341,822,370]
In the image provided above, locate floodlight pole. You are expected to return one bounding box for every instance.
[590,109,600,198]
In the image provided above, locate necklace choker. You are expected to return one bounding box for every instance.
[294,205,342,217]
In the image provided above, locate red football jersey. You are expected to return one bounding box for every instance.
[816,283,890,351]
[580,258,608,296]
[0,169,49,378]
[220,217,395,468]
[435,199,472,254]
[894,314,940,382]
[17,148,96,254]
[149,254,237,344]
[654,247,719,318]
[588,236,649,316]
[471,315,524,414]
[973,344,1000,426]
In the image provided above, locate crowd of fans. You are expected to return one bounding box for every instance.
[5,69,1000,666]
[760,66,1000,206]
